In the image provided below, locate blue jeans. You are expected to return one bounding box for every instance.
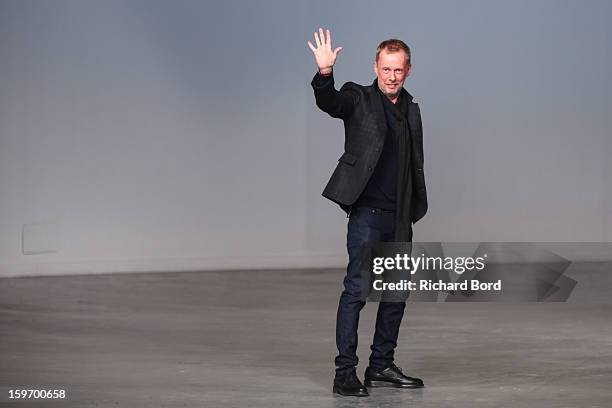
[335,206,410,376]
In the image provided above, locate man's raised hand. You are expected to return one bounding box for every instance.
[307,28,343,75]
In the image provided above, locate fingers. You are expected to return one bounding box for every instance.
[307,41,316,52]
[314,30,321,48]
[334,46,343,56]
[312,28,336,50]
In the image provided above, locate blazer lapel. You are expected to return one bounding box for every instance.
[369,79,387,144]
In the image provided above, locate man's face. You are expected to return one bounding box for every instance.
[374,49,411,99]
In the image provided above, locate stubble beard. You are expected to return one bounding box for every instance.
[378,79,401,101]
[382,86,400,100]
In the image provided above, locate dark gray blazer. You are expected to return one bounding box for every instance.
[311,73,428,224]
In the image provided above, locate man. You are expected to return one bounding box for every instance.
[307,28,428,397]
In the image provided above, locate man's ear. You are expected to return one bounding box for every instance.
[373,61,378,76]
[406,64,412,77]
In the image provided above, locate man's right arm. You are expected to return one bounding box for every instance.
[311,71,359,119]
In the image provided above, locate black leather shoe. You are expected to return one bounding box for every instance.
[333,371,369,397]
[364,363,424,388]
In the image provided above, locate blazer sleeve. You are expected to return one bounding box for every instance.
[310,72,360,120]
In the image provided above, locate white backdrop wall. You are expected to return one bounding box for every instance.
[607,73,612,242]
[0,0,610,277]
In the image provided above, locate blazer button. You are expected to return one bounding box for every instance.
[375,147,380,152]
[368,167,373,171]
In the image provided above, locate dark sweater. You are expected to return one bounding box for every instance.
[354,87,411,211]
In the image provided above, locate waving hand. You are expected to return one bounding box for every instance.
[307,28,343,75]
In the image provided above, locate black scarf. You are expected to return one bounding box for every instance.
[377,85,413,242]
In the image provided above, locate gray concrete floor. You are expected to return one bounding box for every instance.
[1,264,611,407]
